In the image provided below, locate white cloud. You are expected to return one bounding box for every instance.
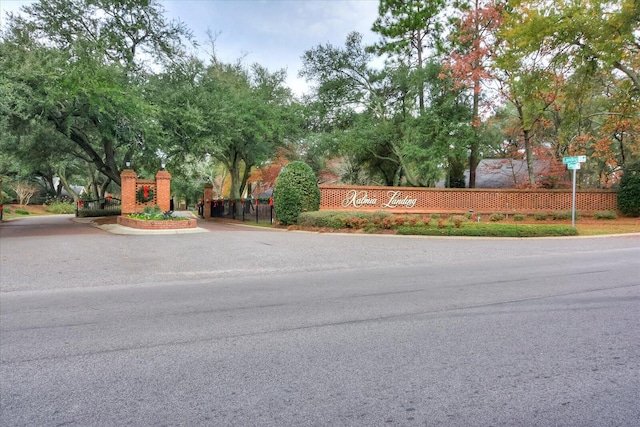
[164,0,380,96]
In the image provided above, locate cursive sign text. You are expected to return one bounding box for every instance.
[341,190,378,208]
[341,189,417,209]
[381,191,417,208]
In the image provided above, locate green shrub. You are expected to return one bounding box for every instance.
[128,205,186,221]
[273,161,321,225]
[593,210,618,220]
[397,222,578,237]
[143,205,161,215]
[343,216,369,229]
[15,209,30,215]
[513,214,525,221]
[618,160,640,217]
[489,213,505,222]
[452,215,465,228]
[296,211,578,237]
[43,195,74,205]
[297,211,342,229]
[298,210,394,230]
[551,211,575,220]
[45,202,76,214]
[534,213,548,220]
[1,190,12,204]
[430,214,440,220]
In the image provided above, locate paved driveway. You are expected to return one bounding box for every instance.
[1,215,639,426]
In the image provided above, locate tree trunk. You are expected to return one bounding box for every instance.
[515,104,536,186]
[59,173,80,201]
[100,178,112,199]
[468,72,481,188]
[228,157,241,200]
[523,128,535,186]
[68,126,122,186]
[239,163,251,199]
[468,1,481,188]
[416,30,425,113]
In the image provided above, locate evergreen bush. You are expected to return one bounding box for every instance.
[551,211,574,220]
[593,210,617,220]
[298,210,393,230]
[273,161,321,225]
[397,223,577,237]
[618,160,640,217]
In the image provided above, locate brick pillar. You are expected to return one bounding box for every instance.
[155,170,172,212]
[121,169,137,215]
[203,183,213,219]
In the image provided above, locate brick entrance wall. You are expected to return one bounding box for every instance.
[319,185,618,214]
[121,169,172,214]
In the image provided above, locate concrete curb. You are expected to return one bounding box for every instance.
[75,212,209,235]
[96,224,209,235]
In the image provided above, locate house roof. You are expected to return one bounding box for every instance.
[469,159,551,188]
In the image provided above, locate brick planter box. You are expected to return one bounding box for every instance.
[117,216,197,230]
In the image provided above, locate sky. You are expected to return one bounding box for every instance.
[0,0,381,96]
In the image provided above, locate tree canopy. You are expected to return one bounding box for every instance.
[1,0,638,203]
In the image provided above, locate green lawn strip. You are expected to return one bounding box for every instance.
[397,222,577,237]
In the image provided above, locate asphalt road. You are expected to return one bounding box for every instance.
[1,215,639,426]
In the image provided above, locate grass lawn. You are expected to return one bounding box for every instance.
[2,204,54,219]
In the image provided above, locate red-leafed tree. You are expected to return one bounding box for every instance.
[442,0,503,187]
[588,115,640,188]
[247,148,291,197]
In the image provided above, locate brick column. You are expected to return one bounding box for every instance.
[155,170,172,212]
[203,183,213,219]
[120,169,137,215]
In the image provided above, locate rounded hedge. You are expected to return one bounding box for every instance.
[618,160,640,217]
[273,161,321,225]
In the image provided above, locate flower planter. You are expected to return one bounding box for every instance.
[117,216,197,230]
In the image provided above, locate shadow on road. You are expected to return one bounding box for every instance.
[0,215,105,238]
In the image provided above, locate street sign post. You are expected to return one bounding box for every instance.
[563,155,587,164]
[563,156,587,227]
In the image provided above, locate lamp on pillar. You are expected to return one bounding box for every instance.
[161,160,166,170]
[125,160,131,169]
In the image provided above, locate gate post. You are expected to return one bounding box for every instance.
[121,169,137,215]
[155,170,172,212]
[203,184,213,219]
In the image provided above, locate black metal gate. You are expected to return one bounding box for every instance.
[210,198,273,223]
[76,197,121,217]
